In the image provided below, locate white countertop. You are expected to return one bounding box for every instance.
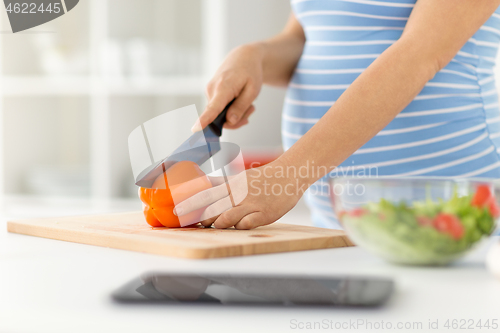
[1,196,499,333]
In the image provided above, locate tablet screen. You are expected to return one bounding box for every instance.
[112,273,394,307]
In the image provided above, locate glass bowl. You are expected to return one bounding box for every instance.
[329,177,499,265]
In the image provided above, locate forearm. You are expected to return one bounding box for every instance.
[250,14,305,87]
[278,38,438,184]
[258,33,305,86]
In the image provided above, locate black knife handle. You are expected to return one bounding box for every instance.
[207,99,236,137]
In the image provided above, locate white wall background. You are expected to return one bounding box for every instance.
[221,0,291,150]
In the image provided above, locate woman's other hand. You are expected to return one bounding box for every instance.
[173,160,304,229]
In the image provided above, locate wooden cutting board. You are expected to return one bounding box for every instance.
[7,212,354,259]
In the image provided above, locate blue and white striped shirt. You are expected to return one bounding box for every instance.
[282,0,500,229]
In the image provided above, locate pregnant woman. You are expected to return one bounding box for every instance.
[176,0,500,230]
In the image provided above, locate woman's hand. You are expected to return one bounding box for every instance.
[192,44,264,132]
[173,160,304,229]
[192,13,305,132]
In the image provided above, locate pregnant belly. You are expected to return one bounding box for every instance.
[282,102,500,178]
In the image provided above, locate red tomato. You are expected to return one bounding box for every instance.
[488,200,500,218]
[472,184,493,207]
[471,184,500,218]
[140,161,212,228]
[432,213,464,240]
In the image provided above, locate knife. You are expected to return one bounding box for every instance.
[135,99,235,188]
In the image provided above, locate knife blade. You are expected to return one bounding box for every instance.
[135,99,235,188]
